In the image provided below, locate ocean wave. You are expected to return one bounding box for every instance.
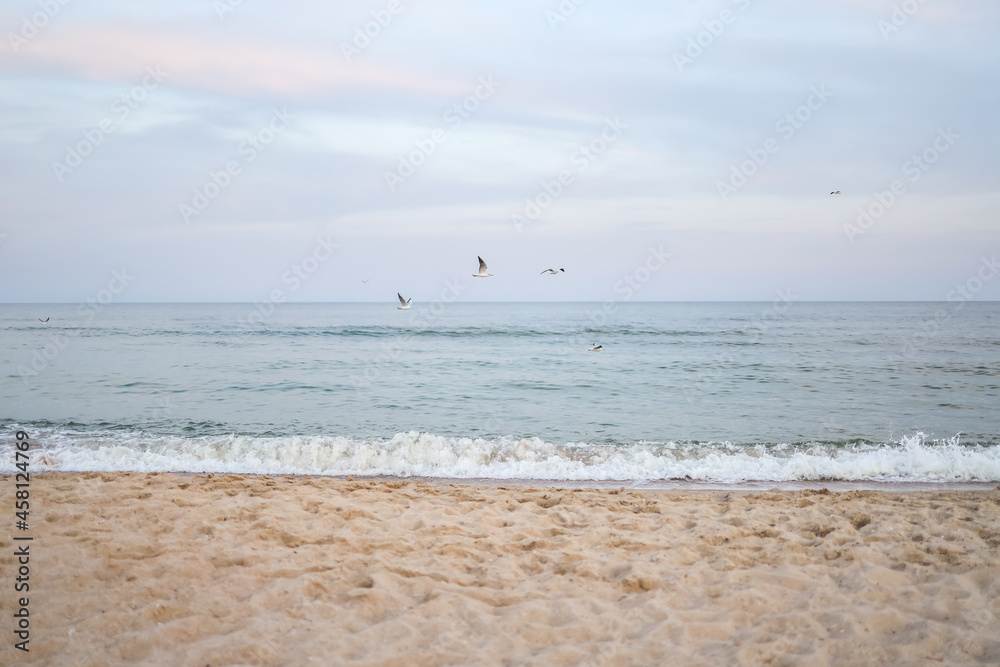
[2,430,999,483]
[67,327,740,339]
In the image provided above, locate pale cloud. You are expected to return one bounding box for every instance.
[0,0,997,302]
[1,24,465,98]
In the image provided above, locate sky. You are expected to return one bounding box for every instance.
[0,0,998,303]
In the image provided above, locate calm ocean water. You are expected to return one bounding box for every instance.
[2,302,999,482]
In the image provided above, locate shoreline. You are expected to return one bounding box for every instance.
[4,472,998,665]
[327,475,1000,492]
[28,470,1000,492]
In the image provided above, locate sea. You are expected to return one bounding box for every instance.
[2,302,999,486]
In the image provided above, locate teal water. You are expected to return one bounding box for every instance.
[2,302,998,481]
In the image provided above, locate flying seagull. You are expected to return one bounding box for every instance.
[361,278,370,284]
[473,256,492,278]
[39,317,49,323]
[397,293,412,310]
[830,191,841,195]
[540,268,565,275]
[589,344,603,351]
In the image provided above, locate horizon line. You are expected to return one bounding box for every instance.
[3,300,999,305]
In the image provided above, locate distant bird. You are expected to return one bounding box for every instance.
[589,344,603,351]
[39,317,49,323]
[830,191,841,195]
[361,278,370,284]
[396,293,412,310]
[540,268,565,275]
[473,256,492,278]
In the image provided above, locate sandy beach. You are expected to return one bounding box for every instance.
[3,473,999,666]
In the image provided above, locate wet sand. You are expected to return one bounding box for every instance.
[2,473,999,666]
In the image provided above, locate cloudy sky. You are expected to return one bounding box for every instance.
[1,0,998,302]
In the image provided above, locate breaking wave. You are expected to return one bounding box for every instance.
[3,429,999,483]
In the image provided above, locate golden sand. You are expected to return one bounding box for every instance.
[2,473,999,666]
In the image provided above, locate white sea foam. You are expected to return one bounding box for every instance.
[4,430,1000,482]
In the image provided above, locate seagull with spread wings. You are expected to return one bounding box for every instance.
[473,256,492,278]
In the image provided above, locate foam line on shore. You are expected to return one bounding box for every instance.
[4,429,999,482]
